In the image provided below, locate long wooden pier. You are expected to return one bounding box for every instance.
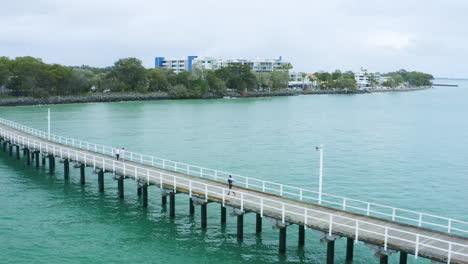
[0,119,467,264]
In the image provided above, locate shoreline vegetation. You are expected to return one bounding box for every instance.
[0,86,431,107]
[0,56,434,107]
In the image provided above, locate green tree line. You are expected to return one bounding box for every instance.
[0,56,291,98]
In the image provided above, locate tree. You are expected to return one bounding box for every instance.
[206,71,227,95]
[147,68,172,92]
[214,64,256,92]
[108,58,147,92]
[281,63,293,72]
[271,71,289,90]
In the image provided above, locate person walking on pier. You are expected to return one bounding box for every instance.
[115,147,120,160]
[227,175,236,196]
[120,147,126,161]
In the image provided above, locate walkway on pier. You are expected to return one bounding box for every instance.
[0,122,467,264]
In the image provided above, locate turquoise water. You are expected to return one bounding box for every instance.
[1,80,467,263]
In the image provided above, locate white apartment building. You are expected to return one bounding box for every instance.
[288,72,317,89]
[154,56,198,74]
[192,56,289,72]
[354,67,384,89]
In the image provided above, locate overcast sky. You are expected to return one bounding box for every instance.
[1,0,467,77]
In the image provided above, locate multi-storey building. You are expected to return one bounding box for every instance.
[154,56,198,74]
[193,56,288,72]
[155,56,290,73]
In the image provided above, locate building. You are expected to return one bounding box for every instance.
[354,67,384,89]
[192,56,289,72]
[154,56,198,74]
[155,56,290,73]
[288,72,317,89]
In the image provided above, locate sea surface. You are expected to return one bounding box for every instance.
[1,79,467,264]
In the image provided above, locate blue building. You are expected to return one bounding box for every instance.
[154,56,198,74]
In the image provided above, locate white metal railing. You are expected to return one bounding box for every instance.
[0,117,467,236]
[1,128,467,264]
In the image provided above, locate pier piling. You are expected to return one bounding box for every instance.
[137,186,142,196]
[189,198,195,215]
[298,225,305,247]
[26,149,30,165]
[221,205,226,224]
[237,214,244,240]
[118,177,124,198]
[16,145,20,159]
[42,156,46,166]
[201,203,207,228]
[8,143,12,156]
[279,227,287,253]
[142,185,148,207]
[80,163,85,184]
[380,255,388,264]
[162,195,167,206]
[35,152,39,167]
[64,159,69,179]
[256,213,262,233]
[327,240,335,264]
[399,252,407,264]
[346,237,354,261]
[169,193,175,217]
[98,170,104,192]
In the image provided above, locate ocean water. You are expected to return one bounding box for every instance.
[1,80,467,263]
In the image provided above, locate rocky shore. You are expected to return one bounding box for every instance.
[0,86,431,107]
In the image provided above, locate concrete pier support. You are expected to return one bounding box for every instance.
[201,203,207,228]
[256,213,262,233]
[42,156,46,166]
[189,198,195,215]
[2,142,7,152]
[142,185,148,207]
[327,240,335,264]
[365,243,397,264]
[237,214,244,240]
[117,177,124,199]
[346,237,354,262]
[279,227,287,253]
[298,225,305,247]
[48,155,55,171]
[26,149,31,165]
[315,231,341,264]
[35,152,40,167]
[64,159,69,179]
[399,252,407,264]
[137,186,142,196]
[16,145,20,159]
[221,205,226,224]
[98,170,104,192]
[380,255,388,264]
[169,193,175,217]
[80,164,85,184]
[8,143,12,156]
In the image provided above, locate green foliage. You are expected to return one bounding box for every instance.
[384,70,433,87]
[214,64,256,92]
[314,71,356,90]
[108,58,147,92]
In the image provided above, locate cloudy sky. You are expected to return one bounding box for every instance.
[1,0,467,77]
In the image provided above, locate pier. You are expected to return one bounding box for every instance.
[0,118,467,264]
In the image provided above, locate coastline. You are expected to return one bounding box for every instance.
[0,86,431,107]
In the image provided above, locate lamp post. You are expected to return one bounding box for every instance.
[316,145,323,205]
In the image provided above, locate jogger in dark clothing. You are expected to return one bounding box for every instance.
[227,175,236,195]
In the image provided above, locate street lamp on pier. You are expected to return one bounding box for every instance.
[315,145,323,205]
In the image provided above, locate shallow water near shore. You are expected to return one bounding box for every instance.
[1,79,467,263]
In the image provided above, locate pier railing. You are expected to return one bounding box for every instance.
[0,117,467,237]
[1,127,467,264]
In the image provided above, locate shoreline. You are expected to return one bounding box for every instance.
[0,86,431,107]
